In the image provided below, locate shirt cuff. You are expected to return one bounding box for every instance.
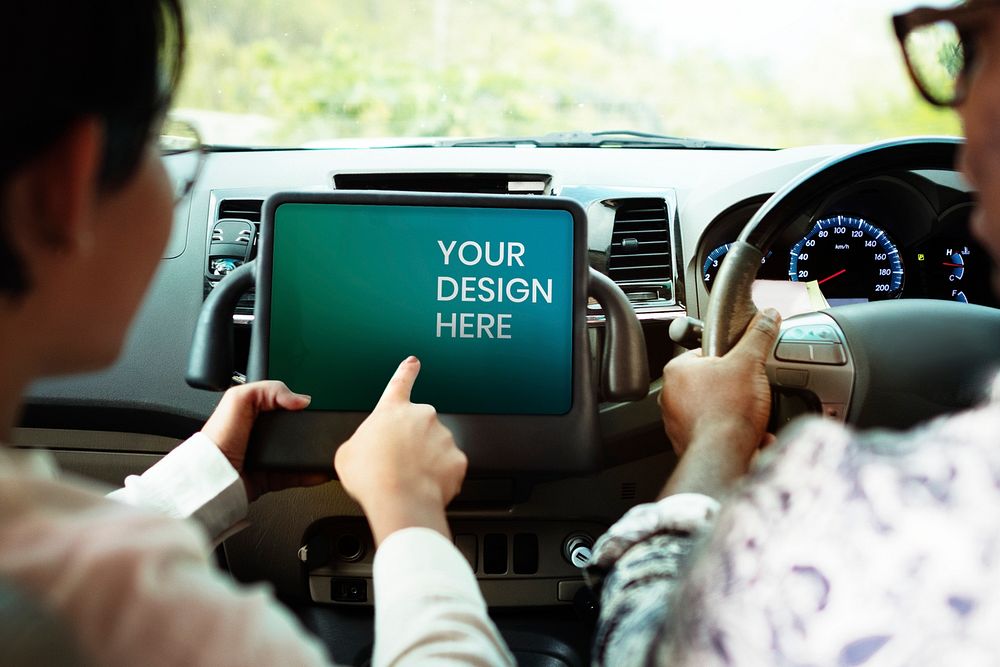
[373,527,481,603]
[107,432,248,541]
[372,527,514,666]
[585,492,720,594]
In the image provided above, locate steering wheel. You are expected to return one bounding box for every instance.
[706,137,1000,430]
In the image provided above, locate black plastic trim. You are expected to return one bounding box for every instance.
[246,191,604,473]
[19,400,203,441]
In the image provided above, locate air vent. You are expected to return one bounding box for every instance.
[213,198,263,263]
[205,198,264,321]
[333,172,550,195]
[607,199,671,284]
[218,199,263,223]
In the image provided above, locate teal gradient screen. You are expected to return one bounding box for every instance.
[267,203,575,414]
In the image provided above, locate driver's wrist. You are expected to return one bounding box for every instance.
[687,420,762,462]
[659,428,760,500]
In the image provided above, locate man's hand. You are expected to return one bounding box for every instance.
[334,356,467,546]
[201,381,327,501]
[658,309,781,498]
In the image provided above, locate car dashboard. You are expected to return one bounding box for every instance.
[15,139,979,665]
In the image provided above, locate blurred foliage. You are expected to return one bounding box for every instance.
[175,0,961,147]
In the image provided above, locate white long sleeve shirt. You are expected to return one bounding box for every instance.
[0,435,514,667]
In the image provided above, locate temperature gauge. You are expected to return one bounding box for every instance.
[941,248,969,302]
[942,249,966,282]
[914,242,985,303]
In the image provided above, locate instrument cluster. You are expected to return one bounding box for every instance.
[699,175,997,307]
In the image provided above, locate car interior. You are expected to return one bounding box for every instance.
[12,1,1000,665]
[16,132,1000,665]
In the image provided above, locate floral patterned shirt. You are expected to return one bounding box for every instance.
[587,387,1000,666]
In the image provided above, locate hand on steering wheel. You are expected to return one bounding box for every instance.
[658,310,781,499]
[661,308,781,460]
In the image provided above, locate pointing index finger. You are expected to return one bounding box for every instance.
[376,356,421,408]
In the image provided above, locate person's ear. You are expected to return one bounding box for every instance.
[6,117,103,257]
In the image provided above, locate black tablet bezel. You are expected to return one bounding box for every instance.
[246,191,601,474]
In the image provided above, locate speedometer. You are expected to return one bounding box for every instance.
[788,215,904,301]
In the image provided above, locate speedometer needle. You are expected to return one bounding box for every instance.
[818,268,847,285]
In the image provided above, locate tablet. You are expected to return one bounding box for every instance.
[267,201,574,414]
[248,192,600,473]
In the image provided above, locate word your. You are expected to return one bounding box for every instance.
[434,239,554,339]
[438,240,524,267]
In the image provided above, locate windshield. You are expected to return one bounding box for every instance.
[176,0,960,148]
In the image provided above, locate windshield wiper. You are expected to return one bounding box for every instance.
[429,130,770,150]
[200,132,772,151]
[202,143,296,152]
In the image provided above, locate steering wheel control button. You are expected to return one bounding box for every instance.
[330,578,368,603]
[811,343,847,365]
[774,342,812,363]
[780,324,840,343]
[775,341,847,365]
[776,368,810,388]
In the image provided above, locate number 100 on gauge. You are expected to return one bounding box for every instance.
[788,215,904,301]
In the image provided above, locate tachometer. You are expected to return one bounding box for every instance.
[703,243,771,289]
[788,215,904,301]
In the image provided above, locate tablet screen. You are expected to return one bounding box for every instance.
[267,202,575,415]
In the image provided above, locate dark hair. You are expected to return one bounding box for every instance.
[0,1,186,296]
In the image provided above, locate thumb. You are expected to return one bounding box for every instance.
[375,356,421,408]
[203,381,310,445]
[269,383,312,411]
[732,308,781,361]
[235,380,310,413]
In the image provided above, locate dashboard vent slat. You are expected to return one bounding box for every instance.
[218,199,263,223]
[333,172,551,195]
[607,199,671,283]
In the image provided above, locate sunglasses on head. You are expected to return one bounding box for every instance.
[894,1,1000,107]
